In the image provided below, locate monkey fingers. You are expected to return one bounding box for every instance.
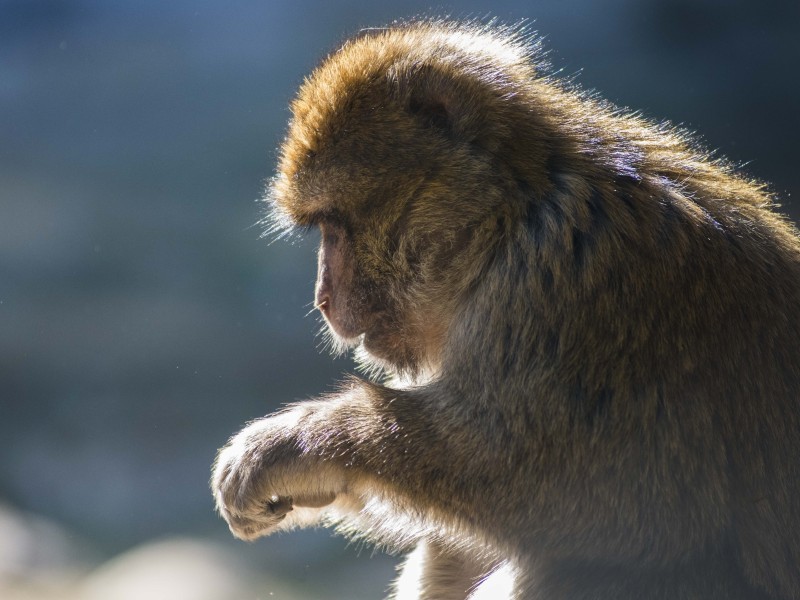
[221,503,289,541]
[265,494,294,515]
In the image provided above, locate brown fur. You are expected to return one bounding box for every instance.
[213,21,800,599]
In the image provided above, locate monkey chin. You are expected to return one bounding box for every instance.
[322,318,366,358]
[320,309,364,342]
[356,331,436,382]
[322,310,410,375]
[324,326,397,379]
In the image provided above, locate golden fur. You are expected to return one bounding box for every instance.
[214,21,800,599]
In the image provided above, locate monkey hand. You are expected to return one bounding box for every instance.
[212,409,349,541]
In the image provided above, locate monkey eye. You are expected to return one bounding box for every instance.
[296,209,349,234]
[316,209,351,227]
[295,210,324,229]
[296,222,317,235]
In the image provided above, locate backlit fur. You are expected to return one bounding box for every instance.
[214,21,800,599]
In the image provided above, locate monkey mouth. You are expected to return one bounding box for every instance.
[316,295,374,343]
[321,313,366,344]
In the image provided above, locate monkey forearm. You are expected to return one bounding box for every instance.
[293,382,499,512]
[213,379,506,540]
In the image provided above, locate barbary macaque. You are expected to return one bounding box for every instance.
[212,21,800,599]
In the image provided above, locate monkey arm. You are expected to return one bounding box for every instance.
[213,367,734,567]
[212,377,506,543]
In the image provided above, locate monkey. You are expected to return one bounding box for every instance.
[212,20,800,600]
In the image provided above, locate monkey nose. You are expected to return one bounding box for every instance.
[315,293,331,315]
[315,275,332,315]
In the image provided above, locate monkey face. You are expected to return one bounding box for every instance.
[314,221,368,342]
[311,212,422,373]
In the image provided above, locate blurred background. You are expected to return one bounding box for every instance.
[1,0,798,598]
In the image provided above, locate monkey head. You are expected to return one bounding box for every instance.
[269,25,550,376]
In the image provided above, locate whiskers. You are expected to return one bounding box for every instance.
[303,300,319,319]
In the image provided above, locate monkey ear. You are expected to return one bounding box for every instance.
[408,95,451,131]
[404,66,469,136]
